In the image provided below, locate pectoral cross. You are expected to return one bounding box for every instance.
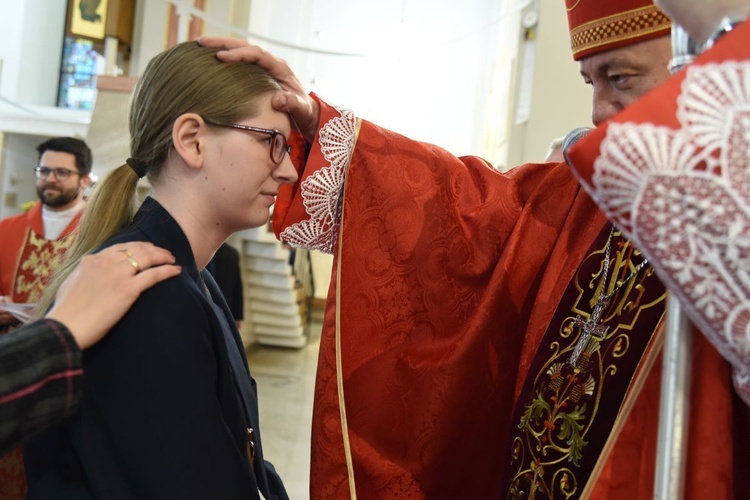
[568,298,610,367]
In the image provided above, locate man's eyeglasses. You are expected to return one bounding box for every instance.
[34,167,82,181]
[205,120,292,165]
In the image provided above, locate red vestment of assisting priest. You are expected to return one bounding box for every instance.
[0,200,80,500]
[273,95,750,499]
[0,200,80,303]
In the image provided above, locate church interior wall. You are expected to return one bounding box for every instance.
[0,0,591,300]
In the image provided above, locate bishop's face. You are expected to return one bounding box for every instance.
[36,150,90,211]
[578,36,673,126]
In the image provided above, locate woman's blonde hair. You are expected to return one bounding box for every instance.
[37,41,282,314]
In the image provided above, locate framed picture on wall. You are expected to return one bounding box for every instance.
[69,0,109,40]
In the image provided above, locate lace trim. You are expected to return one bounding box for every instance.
[279,105,357,254]
[591,61,750,404]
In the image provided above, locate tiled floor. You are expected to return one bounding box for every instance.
[246,320,322,500]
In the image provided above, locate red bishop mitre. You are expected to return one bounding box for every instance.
[565,0,672,60]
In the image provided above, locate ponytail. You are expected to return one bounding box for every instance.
[35,163,142,316]
[36,41,283,316]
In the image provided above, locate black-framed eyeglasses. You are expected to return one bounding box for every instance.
[205,120,292,165]
[34,166,82,181]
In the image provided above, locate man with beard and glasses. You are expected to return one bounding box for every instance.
[0,136,91,499]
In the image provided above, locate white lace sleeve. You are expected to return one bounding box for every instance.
[279,106,357,254]
[586,61,750,404]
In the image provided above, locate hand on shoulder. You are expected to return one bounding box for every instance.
[46,242,181,349]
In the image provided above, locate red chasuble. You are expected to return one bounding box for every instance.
[0,200,81,500]
[0,201,81,302]
[274,96,748,499]
[567,21,750,407]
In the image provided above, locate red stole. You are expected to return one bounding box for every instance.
[503,225,666,498]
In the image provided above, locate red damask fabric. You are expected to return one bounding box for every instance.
[274,96,746,498]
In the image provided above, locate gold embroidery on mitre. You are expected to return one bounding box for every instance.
[13,231,75,302]
[570,6,671,57]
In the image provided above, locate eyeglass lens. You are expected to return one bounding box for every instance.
[271,134,287,164]
[206,120,290,164]
[36,167,77,180]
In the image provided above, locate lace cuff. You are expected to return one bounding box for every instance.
[278,96,358,254]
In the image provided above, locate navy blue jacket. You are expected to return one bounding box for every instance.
[25,197,287,500]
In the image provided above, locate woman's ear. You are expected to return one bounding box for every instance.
[172,113,207,170]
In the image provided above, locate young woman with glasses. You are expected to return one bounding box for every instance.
[24,41,297,500]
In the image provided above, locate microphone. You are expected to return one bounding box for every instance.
[561,127,592,167]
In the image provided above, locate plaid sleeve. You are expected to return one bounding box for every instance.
[0,318,83,456]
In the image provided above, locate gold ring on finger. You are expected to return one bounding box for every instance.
[119,249,141,274]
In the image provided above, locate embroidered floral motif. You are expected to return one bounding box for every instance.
[591,61,750,404]
[279,105,356,254]
[508,230,665,499]
[14,230,75,302]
